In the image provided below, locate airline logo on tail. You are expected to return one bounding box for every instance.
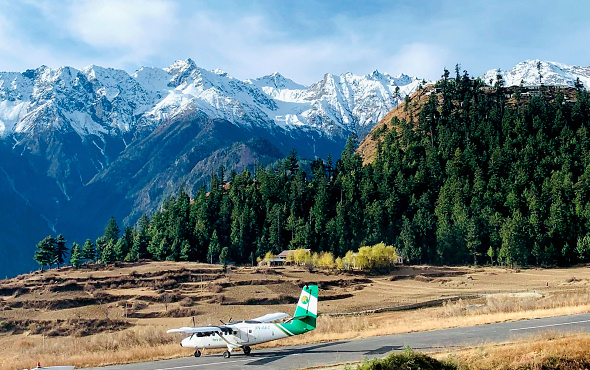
[296,286,318,317]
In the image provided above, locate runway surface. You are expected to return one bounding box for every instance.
[84,312,590,370]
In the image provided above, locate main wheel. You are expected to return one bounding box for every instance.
[243,346,251,355]
[194,349,201,358]
[223,350,231,358]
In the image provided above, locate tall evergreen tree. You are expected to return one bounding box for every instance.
[70,242,82,268]
[81,239,96,263]
[103,216,120,242]
[34,236,56,271]
[54,234,68,268]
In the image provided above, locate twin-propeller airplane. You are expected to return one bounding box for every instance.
[167,285,318,358]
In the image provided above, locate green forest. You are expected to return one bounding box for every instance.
[34,69,590,269]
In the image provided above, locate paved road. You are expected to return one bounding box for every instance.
[85,312,590,370]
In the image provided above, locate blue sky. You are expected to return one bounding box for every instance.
[0,0,588,84]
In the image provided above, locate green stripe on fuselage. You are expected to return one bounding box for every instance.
[280,318,315,336]
[274,323,293,336]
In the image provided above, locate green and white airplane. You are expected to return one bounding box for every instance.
[167,285,318,358]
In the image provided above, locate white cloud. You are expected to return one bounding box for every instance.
[174,10,384,84]
[385,43,451,81]
[68,0,177,59]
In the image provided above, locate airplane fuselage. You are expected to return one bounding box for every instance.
[180,321,291,350]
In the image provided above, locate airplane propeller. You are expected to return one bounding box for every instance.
[219,317,232,325]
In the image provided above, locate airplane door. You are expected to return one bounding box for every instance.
[239,328,250,343]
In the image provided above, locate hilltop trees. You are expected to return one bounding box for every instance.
[33,235,70,271]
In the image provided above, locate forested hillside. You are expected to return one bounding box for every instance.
[35,70,590,268]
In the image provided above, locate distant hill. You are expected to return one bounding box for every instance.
[357,77,589,266]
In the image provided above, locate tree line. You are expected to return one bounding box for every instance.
[33,68,590,270]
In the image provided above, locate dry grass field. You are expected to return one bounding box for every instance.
[438,332,590,369]
[1,262,589,370]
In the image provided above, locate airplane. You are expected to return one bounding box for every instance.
[167,284,318,358]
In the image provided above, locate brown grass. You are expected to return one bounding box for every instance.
[437,332,590,369]
[0,326,182,370]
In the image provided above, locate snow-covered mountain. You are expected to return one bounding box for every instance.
[483,60,590,88]
[0,59,423,144]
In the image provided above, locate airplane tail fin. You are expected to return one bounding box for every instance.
[292,285,318,329]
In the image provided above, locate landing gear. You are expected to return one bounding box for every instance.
[194,349,201,357]
[243,346,251,355]
[223,350,231,358]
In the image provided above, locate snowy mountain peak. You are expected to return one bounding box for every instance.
[165,58,198,73]
[483,60,590,88]
[368,69,385,79]
[213,68,229,77]
[248,72,306,90]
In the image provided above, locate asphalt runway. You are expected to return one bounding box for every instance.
[84,312,590,370]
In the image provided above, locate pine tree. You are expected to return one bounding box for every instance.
[103,216,120,242]
[81,239,96,263]
[114,239,127,261]
[101,240,116,265]
[219,246,229,268]
[54,234,68,268]
[95,236,108,262]
[70,242,81,268]
[131,214,150,260]
[34,236,56,271]
[207,230,221,264]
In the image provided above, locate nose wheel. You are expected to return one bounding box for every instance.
[194,349,201,357]
[243,346,251,355]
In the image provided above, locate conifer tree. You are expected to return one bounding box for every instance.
[101,240,116,265]
[81,239,96,263]
[70,242,81,268]
[54,234,68,268]
[131,215,150,260]
[103,216,120,242]
[219,246,229,268]
[207,230,221,264]
[34,236,56,271]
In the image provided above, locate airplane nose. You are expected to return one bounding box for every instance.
[181,337,189,347]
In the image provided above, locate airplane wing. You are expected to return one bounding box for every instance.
[166,326,222,334]
[250,312,290,323]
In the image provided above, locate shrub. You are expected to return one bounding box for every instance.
[355,347,456,370]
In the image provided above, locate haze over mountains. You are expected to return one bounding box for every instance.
[0,59,588,277]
